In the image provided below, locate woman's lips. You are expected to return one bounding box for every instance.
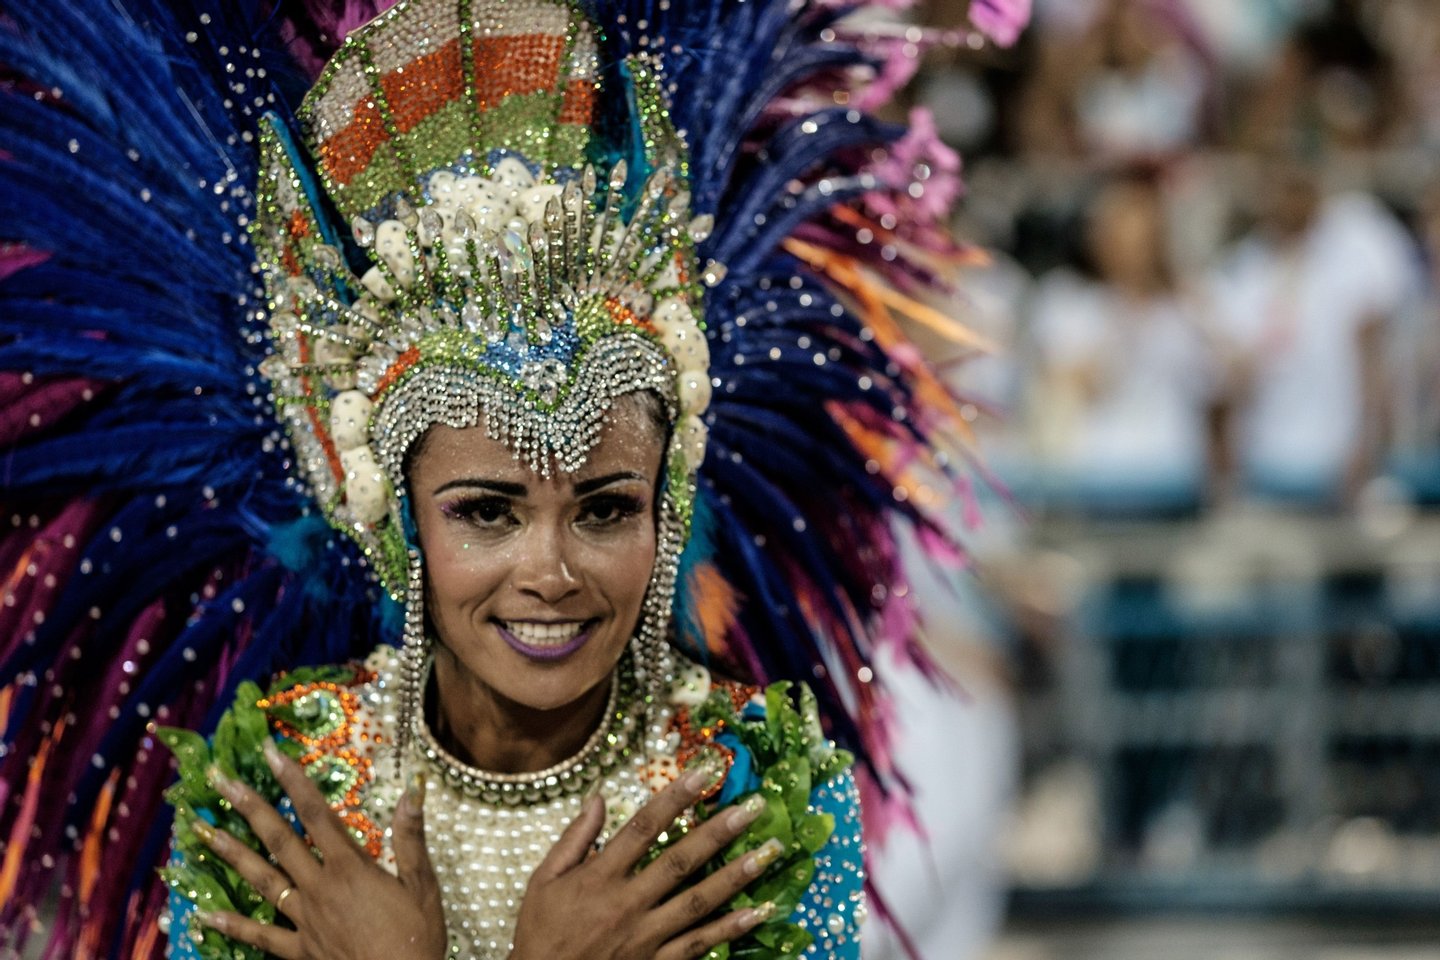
[495,619,594,661]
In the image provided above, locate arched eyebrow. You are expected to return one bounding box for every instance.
[574,471,648,495]
[431,478,526,497]
[431,471,647,498]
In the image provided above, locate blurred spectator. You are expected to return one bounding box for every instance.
[1237,0,1399,153]
[1179,0,1314,76]
[1017,0,1216,161]
[1376,0,1440,151]
[1388,181,1440,499]
[1025,170,1217,512]
[1208,157,1421,505]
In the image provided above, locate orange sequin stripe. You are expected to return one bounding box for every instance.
[258,673,387,858]
[373,344,422,398]
[470,34,563,112]
[321,33,572,188]
[605,297,659,334]
[385,41,465,136]
[281,208,312,276]
[260,679,370,752]
[558,77,596,126]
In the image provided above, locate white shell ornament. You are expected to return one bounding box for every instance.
[679,415,709,470]
[678,369,712,414]
[329,390,373,451]
[669,660,713,706]
[340,445,388,524]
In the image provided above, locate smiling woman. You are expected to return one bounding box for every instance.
[165,382,846,960]
[412,406,665,767]
[0,0,1028,956]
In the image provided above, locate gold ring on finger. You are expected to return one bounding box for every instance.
[275,885,295,913]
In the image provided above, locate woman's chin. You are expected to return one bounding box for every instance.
[449,628,626,714]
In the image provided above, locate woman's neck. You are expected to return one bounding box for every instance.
[427,647,613,774]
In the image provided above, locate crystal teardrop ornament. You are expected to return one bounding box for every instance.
[687,215,714,243]
[460,300,484,333]
[608,160,628,193]
[313,244,342,270]
[351,217,375,248]
[418,208,443,245]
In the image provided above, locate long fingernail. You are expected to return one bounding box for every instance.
[727,793,765,830]
[683,756,725,794]
[681,764,710,793]
[207,765,242,804]
[191,819,217,845]
[744,837,785,876]
[194,910,224,931]
[741,900,777,929]
[262,737,285,776]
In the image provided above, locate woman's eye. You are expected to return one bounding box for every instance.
[579,494,644,526]
[442,497,515,528]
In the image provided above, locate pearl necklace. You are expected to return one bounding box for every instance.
[398,656,661,958]
[414,657,639,806]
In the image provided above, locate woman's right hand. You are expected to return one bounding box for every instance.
[509,765,783,960]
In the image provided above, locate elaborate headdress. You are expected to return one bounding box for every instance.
[0,0,1027,954]
[250,0,719,749]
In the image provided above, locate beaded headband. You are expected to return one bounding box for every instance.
[250,0,718,601]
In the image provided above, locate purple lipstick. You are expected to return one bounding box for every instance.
[495,620,594,661]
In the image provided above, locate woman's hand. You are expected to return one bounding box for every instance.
[509,765,782,960]
[191,739,447,960]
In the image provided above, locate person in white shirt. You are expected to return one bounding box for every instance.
[1209,159,1421,505]
[1028,171,1218,511]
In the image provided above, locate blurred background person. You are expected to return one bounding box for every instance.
[1388,180,1440,502]
[1025,168,1218,513]
[1017,0,1217,162]
[1207,155,1420,506]
[866,0,1440,955]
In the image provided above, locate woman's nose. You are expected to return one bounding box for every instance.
[513,525,580,603]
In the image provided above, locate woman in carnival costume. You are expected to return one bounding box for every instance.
[0,0,1028,957]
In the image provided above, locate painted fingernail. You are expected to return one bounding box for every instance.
[741,900,777,929]
[726,793,765,830]
[262,737,285,776]
[681,764,711,793]
[744,837,785,876]
[190,819,217,845]
[207,765,242,804]
[684,755,727,794]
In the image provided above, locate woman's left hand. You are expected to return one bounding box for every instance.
[190,739,448,960]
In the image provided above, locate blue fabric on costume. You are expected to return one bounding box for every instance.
[792,770,864,960]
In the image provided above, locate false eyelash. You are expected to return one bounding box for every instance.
[579,493,647,524]
[439,495,514,525]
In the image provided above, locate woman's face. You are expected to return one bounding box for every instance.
[407,401,664,714]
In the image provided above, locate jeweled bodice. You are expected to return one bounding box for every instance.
[166,645,865,959]
[343,646,692,958]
